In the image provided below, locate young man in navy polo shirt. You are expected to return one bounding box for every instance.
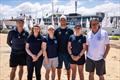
[54,15,73,80]
[7,18,29,80]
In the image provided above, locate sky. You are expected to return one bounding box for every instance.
[0,0,120,19]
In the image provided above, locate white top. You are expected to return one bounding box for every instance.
[86,28,110,61]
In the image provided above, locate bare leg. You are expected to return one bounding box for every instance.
[51,67,56,80]
[67,69,70,80]
[89,72,94,80]
[10,67,17,80]
[71,64,76,80]
[57,69,61,80]
[45,69,50,80]
[99,75,104,80]
[18,66,23,80]
[78,65,84,80]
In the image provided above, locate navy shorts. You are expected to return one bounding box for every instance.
[70,54,85,65]
[57,53,70,70]
[10,53,26,67]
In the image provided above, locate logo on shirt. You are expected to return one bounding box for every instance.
[18,36,21,38]
[58,31,61,35]
[22,33,26,36]
[37,38,41,40]
[65,31,68,35]
[97,34,101,41]
[78,39,81,43]
[54,40,57,44]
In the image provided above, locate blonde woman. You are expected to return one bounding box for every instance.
[68,24,86,80]
[42,25,58,80]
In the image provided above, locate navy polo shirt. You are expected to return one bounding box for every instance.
[43,35,58,58]
[69,35,86,56]
[7,29,29,54]
[26,35,43,55]
[54,27,73,53]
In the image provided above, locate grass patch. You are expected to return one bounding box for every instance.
[109,36,120,40]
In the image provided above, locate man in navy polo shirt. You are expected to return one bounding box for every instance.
[54,15,73,80]
[7,17,29,80]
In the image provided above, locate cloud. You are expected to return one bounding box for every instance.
[0,1,119,19]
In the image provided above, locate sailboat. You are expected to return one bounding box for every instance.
[86,19,90,28]
[2,20,7,30]
[24,17,29,32]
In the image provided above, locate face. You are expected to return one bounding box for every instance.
[33,26,40,34]
[60,18,67,27]
[74,26,81,34]
[48,28,55,35]
[90,20,99,32]
[16,21,24,29]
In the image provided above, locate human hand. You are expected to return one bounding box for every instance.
[32,55,38,62]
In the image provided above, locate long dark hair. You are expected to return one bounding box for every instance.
[30,24,41,35]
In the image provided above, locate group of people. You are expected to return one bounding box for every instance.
[7,15,110,80]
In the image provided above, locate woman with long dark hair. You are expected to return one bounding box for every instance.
[26,24,44,80]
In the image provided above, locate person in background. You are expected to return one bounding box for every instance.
[7,17,29,80]
[68,24,86,80]
[26,24,43,80]
[54,15,73,80]
[86,19,110,80]
[42,25,58,80]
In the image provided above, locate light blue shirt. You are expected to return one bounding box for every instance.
[86,28,110,61]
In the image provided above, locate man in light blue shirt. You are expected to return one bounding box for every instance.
[86,19,110,80]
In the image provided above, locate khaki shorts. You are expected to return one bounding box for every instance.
[43,57,58,70]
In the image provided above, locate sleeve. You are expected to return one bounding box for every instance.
[69,29,74,35]
[26,36,30,43]
[71,29,74,35]
[86,35,89,45]
[83,36,86,43]
[54,29,58,38]
[104,32,110,44]
[25,32,29,42]
[7,31,12,47]
[68,36,72,42]
[42,37,47,43]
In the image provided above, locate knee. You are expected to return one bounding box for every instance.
[19,66,23,70]
[89,72,94,76]
[46,70,50,74]
[11,68,16,73]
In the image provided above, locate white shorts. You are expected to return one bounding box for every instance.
[43,57,58,70]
